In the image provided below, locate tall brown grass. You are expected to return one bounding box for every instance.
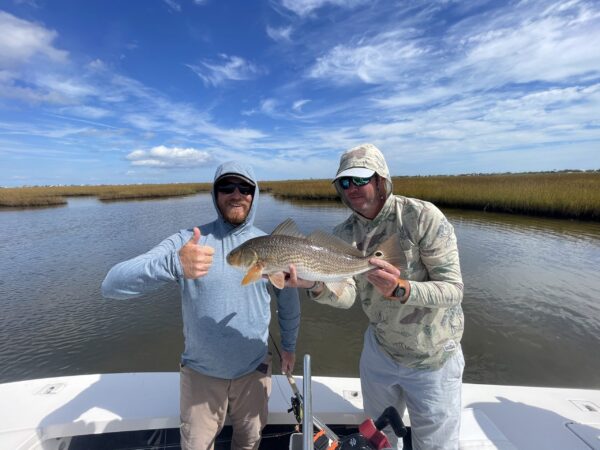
[0,183,211,207]
[264,172,600,220]
[2,172,599,220]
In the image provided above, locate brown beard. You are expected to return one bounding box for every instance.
[218,198,251,225]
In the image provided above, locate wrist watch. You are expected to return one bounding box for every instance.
[393,283,406,299]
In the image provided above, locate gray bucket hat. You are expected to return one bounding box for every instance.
[333,143,393,198]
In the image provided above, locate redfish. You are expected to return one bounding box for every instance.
[227,218,405,295]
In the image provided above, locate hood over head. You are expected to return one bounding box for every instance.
[212,161,259,230]
[333,143,393,209]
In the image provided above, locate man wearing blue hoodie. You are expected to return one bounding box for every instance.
[101,161,300,450]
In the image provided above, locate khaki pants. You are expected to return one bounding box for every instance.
[179,357,272,450]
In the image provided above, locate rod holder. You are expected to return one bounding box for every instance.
[302,354,313,450]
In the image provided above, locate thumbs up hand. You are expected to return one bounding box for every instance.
[179,227,215,279]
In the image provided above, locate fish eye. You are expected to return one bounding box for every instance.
[374,251,383,257]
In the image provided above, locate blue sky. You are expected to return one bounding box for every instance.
[1,0,599,187]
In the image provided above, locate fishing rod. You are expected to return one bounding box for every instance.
[285,369,407,450]
[270,334,407,449]
[269,332,338,442]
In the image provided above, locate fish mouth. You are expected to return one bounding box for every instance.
[226,251,240,266]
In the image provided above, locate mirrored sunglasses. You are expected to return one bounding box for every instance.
[215,182,255,195]
[338,175,374,190]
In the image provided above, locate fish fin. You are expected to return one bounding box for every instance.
[242,263,264,285]
[271,218,305,238]
[370,234,407,271]
[307,230,364,257]
[324,280,350,297]
[268,272,286,289]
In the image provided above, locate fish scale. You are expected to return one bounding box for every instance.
[247,235,374,281]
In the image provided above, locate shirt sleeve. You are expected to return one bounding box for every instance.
[274,287,301,353]
[405,207,464,308]
[308,279,357,309]
[101,232,186,300]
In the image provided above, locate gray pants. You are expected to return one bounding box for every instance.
[179,357,272,450]
[360,326,464,450]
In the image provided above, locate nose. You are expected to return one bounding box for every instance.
[230,187,244,197]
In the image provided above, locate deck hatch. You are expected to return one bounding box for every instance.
[570,399,600,412]
[36,383,66,395]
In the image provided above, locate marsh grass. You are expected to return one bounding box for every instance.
[261,179,339,200]
[264,172,600,220]
[390,172,600,220]
[0,183,211,208]
[2,172,599,220]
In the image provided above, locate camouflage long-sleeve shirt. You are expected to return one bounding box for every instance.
[311,194,464,370]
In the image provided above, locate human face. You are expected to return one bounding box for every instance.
[215,176,254,225]
[339,174,385,219]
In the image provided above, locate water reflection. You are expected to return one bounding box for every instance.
[0,194,599,389]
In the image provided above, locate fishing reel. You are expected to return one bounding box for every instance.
[283,370,406,450]
[313,406,407,450]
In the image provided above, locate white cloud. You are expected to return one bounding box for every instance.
[163,0,181,12]
[59,106,112,119]
[292,99,310,111]
[354,82,600,169]
[280,0,368,17]
[186,54,264,87]
[206,126,267,149]
[260,99,278,115]
[441,0,600,89]
[0,80,66,104]
[35,75,98,100]
[308,33,427,84]
[266,25,293,42]
[123,113,164,131]
[127,145,214,168]
[305,0,600,92]
[0,11,67,68]
[459,16,600,85]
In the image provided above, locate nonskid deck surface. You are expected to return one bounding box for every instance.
[1,372,600,450]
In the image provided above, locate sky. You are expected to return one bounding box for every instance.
[1,0,599,187]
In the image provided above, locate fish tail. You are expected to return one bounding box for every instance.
[372,234,407,270]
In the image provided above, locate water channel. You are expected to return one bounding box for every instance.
[1,193,599,388]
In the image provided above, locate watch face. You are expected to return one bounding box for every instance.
[395,285,406,298]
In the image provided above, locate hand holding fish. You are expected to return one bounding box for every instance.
[367,258,408,299]
[179,227,215,279]
[280,264,320,289]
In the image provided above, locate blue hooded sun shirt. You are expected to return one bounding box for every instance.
[101,161,300,379]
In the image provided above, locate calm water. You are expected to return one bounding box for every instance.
[1,194,599,388]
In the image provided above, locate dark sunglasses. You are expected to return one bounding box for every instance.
[215,182,255,196]
[337,175,374,190]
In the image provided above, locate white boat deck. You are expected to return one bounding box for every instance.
[1,372,599,449]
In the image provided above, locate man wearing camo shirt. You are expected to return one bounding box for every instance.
[287,143,465,449]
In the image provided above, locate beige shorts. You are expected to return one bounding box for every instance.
[179,355,272,450]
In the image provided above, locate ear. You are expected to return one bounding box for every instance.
[375,174,388,200]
